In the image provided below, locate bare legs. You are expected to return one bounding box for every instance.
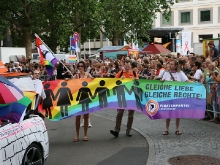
[163,118,181,135]
[74,114,89,141]
[80,114,92,127]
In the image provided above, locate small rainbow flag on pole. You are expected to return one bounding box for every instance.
[68,55,77,64]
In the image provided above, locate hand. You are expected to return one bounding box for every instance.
[121,76,125,79]
[160,79,165,82]
[209,71,214,76]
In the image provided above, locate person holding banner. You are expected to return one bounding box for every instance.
[73,61,93,142]
[110,59,138,138]
[161,59,191,135]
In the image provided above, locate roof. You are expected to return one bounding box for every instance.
[142,44,171,54]
[203,38,220,41]
[97,46,130,52]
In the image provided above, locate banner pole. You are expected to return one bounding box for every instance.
[35,33,74,78]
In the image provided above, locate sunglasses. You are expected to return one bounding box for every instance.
[78,65,84,67]
[34,73,39,74]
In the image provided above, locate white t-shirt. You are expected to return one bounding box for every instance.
[162,71,188,82]
[155,69,165,79]
[193,69,203,81]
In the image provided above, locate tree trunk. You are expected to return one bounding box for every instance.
[112,33,119,46]
[22,30,33,58]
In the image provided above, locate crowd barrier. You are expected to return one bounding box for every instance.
[206,82,220,119]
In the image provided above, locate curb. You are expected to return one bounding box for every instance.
[92,113,155,165]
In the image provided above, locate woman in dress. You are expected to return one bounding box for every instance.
[73,61,93,142]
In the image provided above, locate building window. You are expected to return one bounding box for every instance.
[181,12,190,23]
[179,10,192,25]
[161,12,173,26]
[201,10,210,22]
[162,15,171,25]
[198,8,212,24]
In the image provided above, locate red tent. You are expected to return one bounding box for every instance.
[142,44,171,54]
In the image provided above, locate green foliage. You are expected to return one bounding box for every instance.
[97,0,176,45]
[0,0,177,51]
[0,0,99,53]
[0,20,10,41]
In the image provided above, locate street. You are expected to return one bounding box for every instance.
[44,109,220,165]
[44,113,149,165]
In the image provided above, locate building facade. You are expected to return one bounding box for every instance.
[152,0,220,55]
[79,0,220,56]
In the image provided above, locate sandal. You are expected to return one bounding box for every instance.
[83,137,89,141]
[73,137,79,142]
[175,131,182,135]
[163,131,169,135]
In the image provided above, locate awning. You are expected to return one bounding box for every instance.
[147,28,184,37]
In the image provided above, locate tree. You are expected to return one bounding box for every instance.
[0,19,10,42]
[0,0,99,56]
[40,0,100,53]
[97,0,177,46]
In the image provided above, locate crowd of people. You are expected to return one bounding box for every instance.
[2,44,220,140]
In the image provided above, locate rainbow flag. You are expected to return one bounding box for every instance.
[38,79,206,121]
[0,96,32,123]
[36,37,59,76]
[68,55,77,64]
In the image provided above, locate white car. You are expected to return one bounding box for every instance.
[0,115,49,165]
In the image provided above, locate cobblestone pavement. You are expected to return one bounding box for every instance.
[93,110,220,165]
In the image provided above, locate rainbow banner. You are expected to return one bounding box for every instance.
[38,79,206,121]
[66,55,77,64]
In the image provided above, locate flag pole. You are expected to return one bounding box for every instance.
[34,33,74,78]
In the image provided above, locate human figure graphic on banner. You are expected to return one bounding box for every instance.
[128,80,143,111]
[54,81,73,117]
[41,83,55,119]
[92,80,110,108]
[113,80,130,108]
[76,81,93,112]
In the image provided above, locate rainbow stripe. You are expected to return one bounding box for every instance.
[69,55,77,64]
[0,96,32,123]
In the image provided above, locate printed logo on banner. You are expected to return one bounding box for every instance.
[145,100,159,116]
